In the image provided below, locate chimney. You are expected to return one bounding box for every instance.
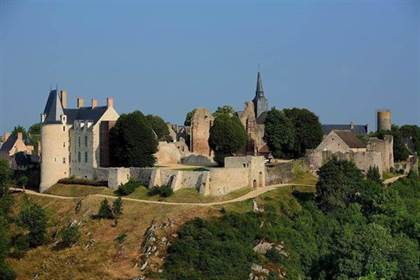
[91,98,98,109]
[17,132,23,140]
[3,132,10,142]
[60,90,68,108]
[77,97,84,108]
[106,97,114,108]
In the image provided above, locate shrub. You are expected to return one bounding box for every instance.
[58,177,107,186]
[114,233,127,245]
[266,248,282,264]
[17,198,48,247]
[0,261,16,280]
[160,185,174,197]
[10,234,29,258]
[95,199,114,219]
[16,176,28,187]
[367,166,382,184]
[148,185,173,197]
[58,224,81,248]
[112,197,123,216]
[114,180,141,196]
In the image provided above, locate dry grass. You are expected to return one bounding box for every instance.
[7,193,217,280]
[45,183,114,197]
[127,186,252,203]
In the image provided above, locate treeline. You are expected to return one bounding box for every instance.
[163,160,420,279]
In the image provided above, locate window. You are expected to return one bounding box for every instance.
[78,152,81,163]
[63,126,66,132]
[85,135,88,147]
[78,137,81,147]
[84,152,88,163]
[63,142,66,148]
[63,157,66,164]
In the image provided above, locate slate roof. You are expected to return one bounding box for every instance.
[43,89,108,125]
[334,130,366,149]
[322,124,368,135]
[0,135,17,153]
[63,106,108,124]
[43,90,64,123]
[256,111,268,124]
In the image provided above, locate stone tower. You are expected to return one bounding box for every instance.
[252,72,268,119]
[40,89,70,192]
[190,108,214,157]
[377,110,392,132]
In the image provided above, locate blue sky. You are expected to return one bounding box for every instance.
[0,0,419,132]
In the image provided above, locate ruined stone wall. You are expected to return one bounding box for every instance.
[190,108,214,157]
[207,168,249,196]
[265,162,295,185]
[367,135,394,172]
[154,142,182,166]
[94,156,265,196]
[239,102,267,155]
[306,150,383,175]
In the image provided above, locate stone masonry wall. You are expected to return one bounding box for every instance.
[190,108,214,157]
[265,162,295,185]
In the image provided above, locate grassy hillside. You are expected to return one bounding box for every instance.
[7,193,218,280]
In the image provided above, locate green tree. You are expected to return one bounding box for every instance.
[400,125,420,155]
[330,223,398,279]
[17,198,48,247]
[0,160,13,217]
[109,111,158,167]
[366,166,382,184]
[184,109,196,126]
[0,215,15,280]
[315,159,364,212]
[112,197,123,216]
[11,126,27,141]
[28,123,42,146]
[213,105,236,118]
[96,199,114,219]
[264,108,295,158]
[58,224,81,248]
[145,114,170,141]
[0,160,11,198]
[209,114,247,165]
[284,108,323,158]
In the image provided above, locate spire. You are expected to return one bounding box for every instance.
[256,72,264,97]
[252,71,269,120]
[42,89,64,123]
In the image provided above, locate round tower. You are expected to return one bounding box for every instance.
[377,110,391,132]
[40,122,70,192]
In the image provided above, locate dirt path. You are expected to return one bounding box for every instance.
[383,174,406,185]
[11,183,314,207]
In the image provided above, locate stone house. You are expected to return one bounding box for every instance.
[40,89,119,192]
[0,132,35,169]
[307,130,393,176]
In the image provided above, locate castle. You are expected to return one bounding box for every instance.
[38,74,399,194]
[39,89,119,191]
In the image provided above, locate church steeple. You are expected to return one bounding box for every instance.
[256,72,264,97]
[252,72,269,120]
